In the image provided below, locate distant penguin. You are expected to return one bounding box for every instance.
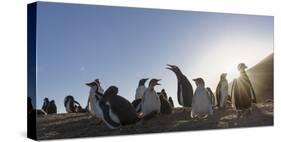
[216,73,229,108]
[41,97,49,113]
[166,64,193,107]
[231,63,257,111]
[168,97,174,108]
[159,94,172,114]
[132,78,148,113]
[86,83,140,129]
[141,79,161,117]
[86,79,104,113]
[158,89,168,100]
[64,95,81,113]
[46,100,57,114]
[135,78,148,99]
[206,87,216,107]
[191,78,213,118]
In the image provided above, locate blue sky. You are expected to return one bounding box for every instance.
[35,2,273,113]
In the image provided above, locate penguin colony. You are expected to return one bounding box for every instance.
[36,63,257,129]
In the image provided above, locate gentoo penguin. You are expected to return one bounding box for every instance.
[159,94,173,114]
[191,78,213,118]
[86,79,104,113]
[135,78,149,99]
[206,87,216,107]
[216,73,229,108]
[64,95,81,113]
[41,97,49,113]
[46,100,57,114]
[168,97,174,108]
[132,78,149,113]
[231,63,257,111]
[166,64,193,107]
[158,89,168,100]
[141,79,161,117]
[86,83,140,129]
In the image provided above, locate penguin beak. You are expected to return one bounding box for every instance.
[85,83,91,87]
[166,64,174,71]
[156,79,161,85]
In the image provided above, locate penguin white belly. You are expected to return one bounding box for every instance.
[107,102,120,124]
[219,82,228,107]
[142,91,161,115]
[135,86,146,99]
[66,101,71,113]
[192,88,213,116]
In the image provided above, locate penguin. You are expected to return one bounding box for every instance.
[86,83,140,129]
[86,79,104,113]
[166,64,193,107]
[141,79,161,117]
[159,94,172,114]
[41,97,49,113]
[158,89,168,100]
[191,78,213,118]
[206,87,216,107]
[46,100,57,114]
[231,63,257,111]
[168,97,174,108]
[135,78,149,99]
[132,78,149,113]
[64,95,81,113]
[216,73,229,108]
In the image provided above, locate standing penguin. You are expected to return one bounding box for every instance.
[168,97,174,108]
[86,79,104,114]
[191,78,213,118]
[206,87,216,107]
[132,78,149,113]
[135,78,149,99]
[46,100,57,114]
[86,83,140,129]
[141,79,161,117]
[64,95,81,113]
[166,64,193,107]
[231,63,257,113]
[216,73,229,108]
[41,97,49,113]
[159,94,173,114]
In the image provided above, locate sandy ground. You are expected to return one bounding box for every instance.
[36,101,273,140]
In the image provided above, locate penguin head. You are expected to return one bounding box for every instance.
[149,79,161,87]
[86,79,101,88]
[166,64,181,73]
[44,97,49,102]
[138,78,149,86]
[220,73,227,80]
[237,63,247,71]
[169,97,172,100]
[104,86,119,96]
[193,77,205,87]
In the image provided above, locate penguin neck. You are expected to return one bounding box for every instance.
[148,85,155,91]
[196,84,205,89]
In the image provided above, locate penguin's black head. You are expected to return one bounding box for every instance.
[86,80,99,88]
[193,77,205,87]
[104,86,119,96]
[149,79,161,87]
[220,73,227,80]
[44,97,49,102]
[169,97,172,100]
[166,64,181,74]
[138,78,149,86]
[50,100,55,104]
[238,63,247,71]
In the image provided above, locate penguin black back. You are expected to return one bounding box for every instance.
[166,64,193,107]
